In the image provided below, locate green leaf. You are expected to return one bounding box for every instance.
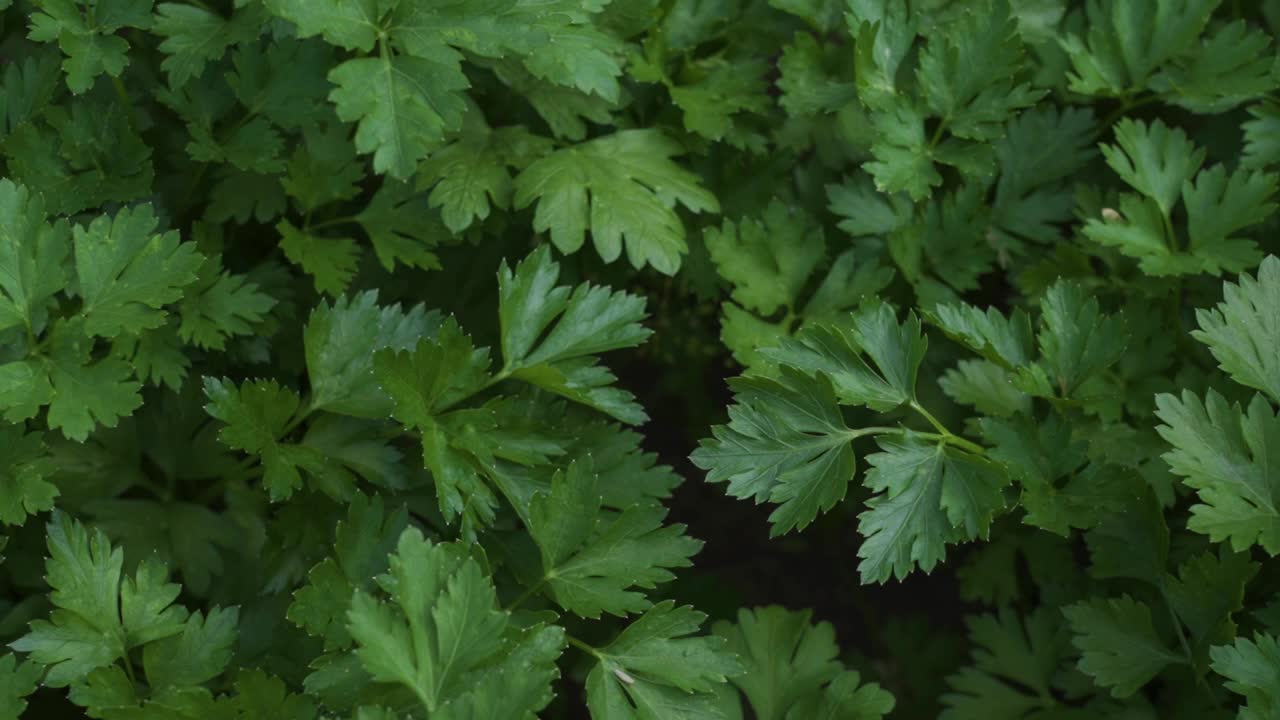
[0,424,57,526]
[141,606,239,689]
[328,54,468,180]
[939,360,1030,418]
[73,204,203,339]
[857,436,1008,584]
[203,377,315,501]
[1063,596,1183,697]
[428,623,567,720]
[1211,633,1280,720]
[418,123,552,234]
[714,606,894,720]
[0,52,60,143]
[786,669,897,720]
[278,0,606,177]
[225,37,333,130]
[152,3,263,89]
[356,180,445,273]
[346,528,564,715]
[282,123,364,212]
[82,499,239,596]
[672,63,769,146]
[864,104,942,201]
[704,201,825,317]
[288,493,408,651]
[261,0,382,52]
[0,179,70,335]
[225,671,319,720]
[928,302,1035,368]
[276,220,359,296]
[304,291,440,418]
[1155,389,1280,554]
[1166,549,1258,657]
[1180,164,1276,274]
[497,246,650,422]
[993,105,1097,246]
[1191,255,1280,404]
[848,3,916,111]
[188,116,287,174]
[916,0,1044,141]
[1153,19,1279,113]
[373,322,499,529]
[762,305,927,411]
[691,368,855,536]
[177,255,276,351]
[1034,280,1128,396]
[1084,484,1169,584]
[1101,118,1206,217]
[1244,102,1280,170]
[827,174,913,239]
[1082,193,1194,275]
[941,608,1072,720]
[0,654,41,720]
[10,513,188,687]
[0,361,52,425]
[586,601,744,720]
[374,319,492,424]
[982,415,1114,536]
[29,0,154,93]
[1061,0,1217,96]
[777,33,857,116]
[513,129,719,275]
[527,459,700,618]
[45,322,144,441]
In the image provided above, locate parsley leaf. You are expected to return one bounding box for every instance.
[691,368,856,536]
[0,424,57,526]
[346,527,565,715]
[714,606,894,720]
[497,246,651,423]
[0,654,41,720]
[527,459,700,618]
[1191,255,1280,403]
[1063,596,1184,698]
[857,436,1007,584]
[1156,389,1280,554]
[1212,633,1280,720]
[28,0,154,93]
[585,601,743,719]
[514,129,720,274]
[10,512,191,687]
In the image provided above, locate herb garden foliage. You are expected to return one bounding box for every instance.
[3,1,1280,719]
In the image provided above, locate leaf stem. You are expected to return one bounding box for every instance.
[280,399,315,437]
[433,369,512,416]
[909,401,951,435]
[1158,579,1203,685]
[121,656,138,688]
[905,402,986,454]
[110,75,136,130]
[928,117,950,148]
[504,579,545,612]
[1097,94,1160,133]
[136,475,171,502]
[307,216,361,231]
[846,426,985,454]
[565,633,599,658]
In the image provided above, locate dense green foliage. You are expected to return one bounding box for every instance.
[3,0,1280,718]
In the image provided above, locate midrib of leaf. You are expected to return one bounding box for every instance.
[378,38,404,174]
[869,444,944,566]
